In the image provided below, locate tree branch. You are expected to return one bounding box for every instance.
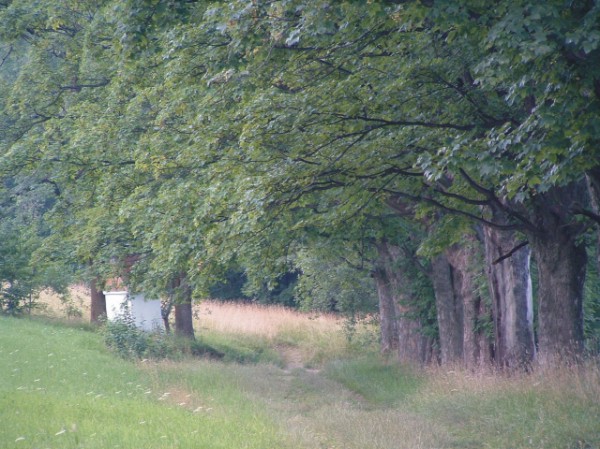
[60,78,110,91]
[572,206,600,226]
[383,189,524,231]
[493,240,529,265]
[432,186,491,206]
[0,45,13,69]
[330,113,476,131]
[458,168,540,233]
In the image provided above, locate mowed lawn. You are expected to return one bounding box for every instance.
[0,317,293,449]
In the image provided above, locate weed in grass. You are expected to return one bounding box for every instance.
[102,315,176,360]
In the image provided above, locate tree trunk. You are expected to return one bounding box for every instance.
[174,275,195,340]
[373,266,399,354]
[90,278,106,324]
[587,167,600,275]
[445,238,493,368]
[397,312,436,365]
[525,183,588,362]
[161,299,173,334]
[483,223,535,369]
[530,235,586,362]
[374,240,433,364]
[431,254,463,365]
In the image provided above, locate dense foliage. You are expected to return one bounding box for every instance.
[0,0,598,363]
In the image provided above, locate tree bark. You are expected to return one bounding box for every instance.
[530,235,586,362]
[525,183,588,362]
[446,240,493,368]
[586,167,600,275]
[174,275,195,340]
[431,254,463,365]
[161,299,173,334]
[374,240,433,364]
[373,266,399,354]
[483,223,535,369]
[90,277,106,324]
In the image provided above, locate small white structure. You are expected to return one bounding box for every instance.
[104,291,164,332]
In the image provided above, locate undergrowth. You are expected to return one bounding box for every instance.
[102,315,281,365]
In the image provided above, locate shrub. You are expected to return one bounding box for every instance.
[103,314,172,360]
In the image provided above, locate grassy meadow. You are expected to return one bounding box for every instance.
[0,291,598,449]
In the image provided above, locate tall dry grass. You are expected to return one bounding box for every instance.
[36,285,90,319]
[196,300,342,338]
[422,359,600,403]
[194,300,366,367]
[37,289,343,340]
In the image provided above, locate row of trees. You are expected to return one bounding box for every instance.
[0,0,599,368]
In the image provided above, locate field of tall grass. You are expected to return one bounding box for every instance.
[3,289,598,449]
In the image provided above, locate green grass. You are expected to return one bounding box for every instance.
[2,315,599,449]
[323,360,600,448]
[415,378,600,449]
[195,332,282,365]
[0,317,292,449]
[324,355,422,407]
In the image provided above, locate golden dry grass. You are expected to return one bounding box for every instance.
[422,359,600,403]
[195,300,342,339]
[36,285,90,319]
[194,300,357,367]
[37,288,343,339]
